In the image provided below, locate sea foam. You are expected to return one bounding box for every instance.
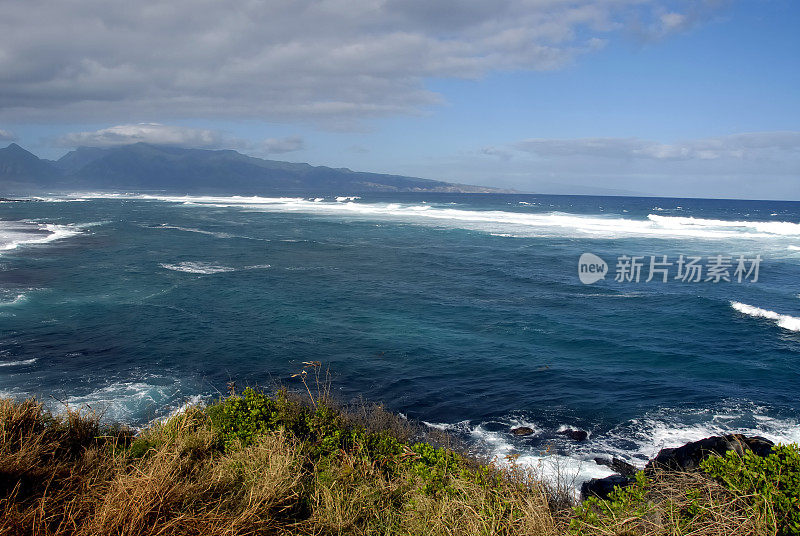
[0,358,37,367]
[75,193,800,241]
[160,261,236,274]
[730,301,800,332]
[0,221,83,252]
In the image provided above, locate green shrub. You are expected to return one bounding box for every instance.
[207,387,282,448]
[570,471,652,534]
[127,437,154,459]
[701,444,800,535]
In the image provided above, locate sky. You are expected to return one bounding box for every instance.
[0,0,798,199]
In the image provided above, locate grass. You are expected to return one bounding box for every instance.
[0,380,791,535]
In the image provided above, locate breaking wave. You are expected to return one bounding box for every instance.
[160,261,271,274]
[730,301,800,332]
[76,193,800,241]
[427,403,800,495]
[0,221,84,252]
[0,358,37,367]
[160,262,236,274]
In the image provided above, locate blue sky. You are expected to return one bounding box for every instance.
[1,0,798,199]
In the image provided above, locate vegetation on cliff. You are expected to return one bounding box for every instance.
[1,379,797,535]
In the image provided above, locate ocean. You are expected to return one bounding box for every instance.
[1,192,799,487]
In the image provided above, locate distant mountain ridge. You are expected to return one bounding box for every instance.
[0,143,506,194]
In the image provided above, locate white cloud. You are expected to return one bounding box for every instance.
[479,146,515,160]
[512,132,800,161]
[633,0,727,40]
[56,123,225,148]
[0,128,15,141]
[0,0,715,126]
[261,136,305,154]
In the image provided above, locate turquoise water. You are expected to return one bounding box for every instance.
[2,193,799,483]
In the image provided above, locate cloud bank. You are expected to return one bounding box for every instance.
[56,123,224,148]
[512,132,800,161]
[0,0,717,126]
[261,136,305,154]
[463,130,800,199]
[55,123,307,156]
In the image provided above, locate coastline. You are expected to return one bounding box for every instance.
[1,388,796,535]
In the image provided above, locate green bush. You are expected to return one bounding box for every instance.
[570,471,652,534]
[701,444,800,535]
[206,387,282,448]
[127,437,154,459]
[204,388,495,498]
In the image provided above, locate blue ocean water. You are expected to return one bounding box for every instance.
[1,193,799,483]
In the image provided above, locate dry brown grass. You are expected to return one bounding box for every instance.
[0,397,780,536]
[569,470,775,536]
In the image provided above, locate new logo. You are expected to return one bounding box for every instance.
[578,253,608,284]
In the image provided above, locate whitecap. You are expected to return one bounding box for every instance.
[730,301,800,332]
[0,293,28,307]
[160,261,236,274]
[0,358,37,367]
[152,224,235,239]
[72,193,800,241]
[0,221,83,252]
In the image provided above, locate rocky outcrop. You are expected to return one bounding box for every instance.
[645,434,773,472]
[581,474,636,500]
[510,426,535,437]
[594,456,638,477]
[558,429,588,442]
[581,434,775,501]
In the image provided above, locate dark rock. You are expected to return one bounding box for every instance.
[581,474,635,501]
[594,456,638,477]
[510,426,534,437]
[558,428,588,442]
[646,434,774,472]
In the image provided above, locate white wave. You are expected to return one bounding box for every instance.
[0,293,28,307]
[512,453,616,495]
[63,382,166,421]
[29,196,90,202]
[73,193,800,241]
[648,214,800,237]
[597,405,800,466]
[60,380,199,424]
[422,420,456,431]
[0,358,37,367]
[151,224,236,239]
[160,261,236,274]
[150,394,207,426]
[0,221,83,252]
[730,301,800,332]
[429,403,800,496]
[424,420,612,495]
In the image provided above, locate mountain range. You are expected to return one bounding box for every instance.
[0,143,504,195]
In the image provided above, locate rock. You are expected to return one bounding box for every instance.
[646,434,774,472]
[558,428,588,442]
[594,456,638,477]
[581,474,635,501]
[510,426,534,437]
